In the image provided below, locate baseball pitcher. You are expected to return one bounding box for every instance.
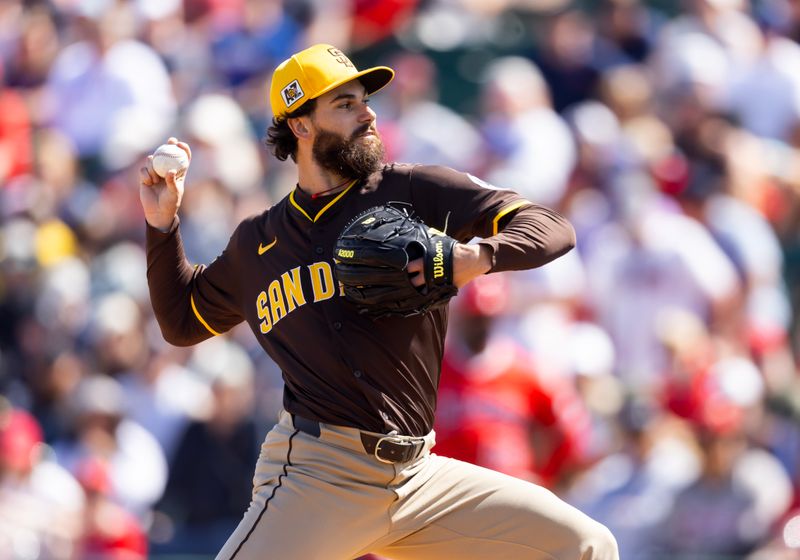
[139,43,619,560]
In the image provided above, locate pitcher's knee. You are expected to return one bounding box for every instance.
[578,522,619,560]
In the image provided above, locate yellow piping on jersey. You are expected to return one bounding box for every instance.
[492,201,531,236]
[289,180,358,222]
[191,294,221,336]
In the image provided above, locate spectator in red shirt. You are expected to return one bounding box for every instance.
[435,275,591,487]
[76,456,148,560]
[0,61,33,182]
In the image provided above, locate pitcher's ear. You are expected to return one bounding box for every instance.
[288,117,310,139]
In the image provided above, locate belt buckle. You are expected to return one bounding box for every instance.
[374,435,400,464]
[373,434,423,464]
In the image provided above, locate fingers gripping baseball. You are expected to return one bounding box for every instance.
[139,138,192,232]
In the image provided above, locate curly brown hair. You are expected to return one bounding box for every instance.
[265,99,317,162]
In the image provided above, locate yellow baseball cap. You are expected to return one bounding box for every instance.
[269,44,394,117]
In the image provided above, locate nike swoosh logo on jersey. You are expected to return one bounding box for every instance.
[258,238,277,255]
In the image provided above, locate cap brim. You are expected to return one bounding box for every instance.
[313,66,395,102]
[356,66,395,96]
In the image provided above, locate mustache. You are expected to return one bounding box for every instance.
[352,124,374,139]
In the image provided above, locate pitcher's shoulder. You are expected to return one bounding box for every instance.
[382,162,417,175]
[234,199,286,240]
[380,162,448,178]
[359,163,412,193]
[371,162,451,185]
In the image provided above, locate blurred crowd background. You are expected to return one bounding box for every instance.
[1,0,800,558]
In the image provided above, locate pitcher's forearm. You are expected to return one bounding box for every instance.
[145,219,213,346]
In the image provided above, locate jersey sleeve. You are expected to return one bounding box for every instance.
[146,217,245,346]
[408,165,575,272]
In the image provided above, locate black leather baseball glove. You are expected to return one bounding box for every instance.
[334,204,458,318]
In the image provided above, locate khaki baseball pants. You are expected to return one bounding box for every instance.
[216,410,618,560]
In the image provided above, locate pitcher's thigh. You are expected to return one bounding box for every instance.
[216,468,385,560]
[215,429,393,560]
[380,458,618,560]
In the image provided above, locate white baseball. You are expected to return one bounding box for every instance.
[152,144,189,178]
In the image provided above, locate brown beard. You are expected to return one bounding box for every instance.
[312,124,385,181]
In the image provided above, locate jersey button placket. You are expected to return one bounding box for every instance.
[333,321,342,331]
[353,370,362,378]
[315,245,324,255]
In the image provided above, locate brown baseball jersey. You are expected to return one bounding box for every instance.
[146,163,575,436]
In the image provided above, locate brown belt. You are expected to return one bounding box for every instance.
[291,414,426,464]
